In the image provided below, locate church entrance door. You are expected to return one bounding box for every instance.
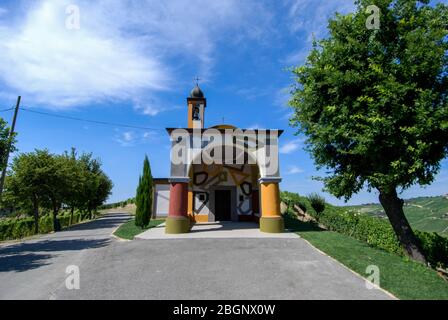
[214,190,231,221]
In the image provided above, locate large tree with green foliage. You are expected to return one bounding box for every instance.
[289,0,447,263]
[135,156,153,228]
[62,148,85,225]
[6,149,113,232]
[7,150,55,233]
[77,152,113,219]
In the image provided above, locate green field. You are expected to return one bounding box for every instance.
[346,196,448,237]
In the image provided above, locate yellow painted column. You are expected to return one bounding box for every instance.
[187,190,194,222]
[259,178,284,233]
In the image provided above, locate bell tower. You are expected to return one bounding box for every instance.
[187,83,206,129]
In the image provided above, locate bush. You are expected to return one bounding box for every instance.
[307,193,326,217]
[415,231,448,268]
[281,191,448,268]
[0,211,92,241]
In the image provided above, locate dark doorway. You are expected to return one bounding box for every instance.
[214,190,231,221]
[252,190,260,215]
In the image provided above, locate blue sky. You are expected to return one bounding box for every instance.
[0,0,447,205]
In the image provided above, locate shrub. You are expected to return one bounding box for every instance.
[0,211,92,241]
[307,193,326,217]
[281,191,448,268]
[415,231,448,268]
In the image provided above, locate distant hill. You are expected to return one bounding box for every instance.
[346,195,448,237]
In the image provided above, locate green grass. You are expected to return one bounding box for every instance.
[114,218,164,240]
[285,215,448,300]
[346,195,448,237]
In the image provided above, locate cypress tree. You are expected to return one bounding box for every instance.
[135,156,153,227]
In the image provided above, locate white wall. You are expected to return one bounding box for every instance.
[154,184,170,217]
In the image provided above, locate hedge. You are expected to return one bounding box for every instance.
[281,191,448,268]
[0,211,92,241]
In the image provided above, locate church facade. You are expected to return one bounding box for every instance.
[153,85,284,234]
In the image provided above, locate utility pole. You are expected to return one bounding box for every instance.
[0,96,21,203]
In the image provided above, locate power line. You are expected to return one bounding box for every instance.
[20,107,164,131]
[0,107,14,113]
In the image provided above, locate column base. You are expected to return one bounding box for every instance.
[165,216,190,234]
[260,216,284,233]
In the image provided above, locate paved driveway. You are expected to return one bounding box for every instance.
[0,213,393,300]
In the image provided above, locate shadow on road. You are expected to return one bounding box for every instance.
[0,238,110,272]
[0,253,53,272]
[63,213,130,232]
[0,214,130,273]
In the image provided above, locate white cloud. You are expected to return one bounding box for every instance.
[133,101,163,117]
[280,138,302,154]
[115,131,135,147]
[287,165,304,174]
[0,0,269,109]
[115,129,159,147]
[286,0,355,38]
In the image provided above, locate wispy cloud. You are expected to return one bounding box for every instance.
[287,165,304,174]
[280,138,302,154]
[115,130,157,147]
[0,1,169,108]
[282,0,356,66]
[0,0,270,109]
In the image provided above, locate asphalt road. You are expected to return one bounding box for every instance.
[0,213,393,300]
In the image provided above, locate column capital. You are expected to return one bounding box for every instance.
[258,177,282,184]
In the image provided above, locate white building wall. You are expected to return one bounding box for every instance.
[154,184,170,217]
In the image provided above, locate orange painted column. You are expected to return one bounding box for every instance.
[166,179,190,233]
[259,178,284,233]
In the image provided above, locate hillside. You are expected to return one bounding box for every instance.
[346,195,448,237]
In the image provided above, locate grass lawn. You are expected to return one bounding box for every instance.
[114,218,164,240]
[285,216,448,300]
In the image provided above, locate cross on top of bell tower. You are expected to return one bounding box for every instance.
[190,77,205,99]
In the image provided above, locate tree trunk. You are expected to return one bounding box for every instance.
[33,197,39,234]
[52,207,61,232]
[69,206,74,226]
[378,189,427,263]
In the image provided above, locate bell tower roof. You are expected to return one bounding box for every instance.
[190,84,204,98]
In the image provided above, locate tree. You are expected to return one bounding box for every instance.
[78,153,113,219]
[135,156,153,228]
[0,118,12,174]
[42,153,75,232]
[7,150,54,233]
[289,0,447,263]
[62,148,85,225]
[0,117,16,203]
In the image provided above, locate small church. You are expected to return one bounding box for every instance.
[153,84,284,234]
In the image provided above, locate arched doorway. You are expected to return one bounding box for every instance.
[188,163,261,223]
